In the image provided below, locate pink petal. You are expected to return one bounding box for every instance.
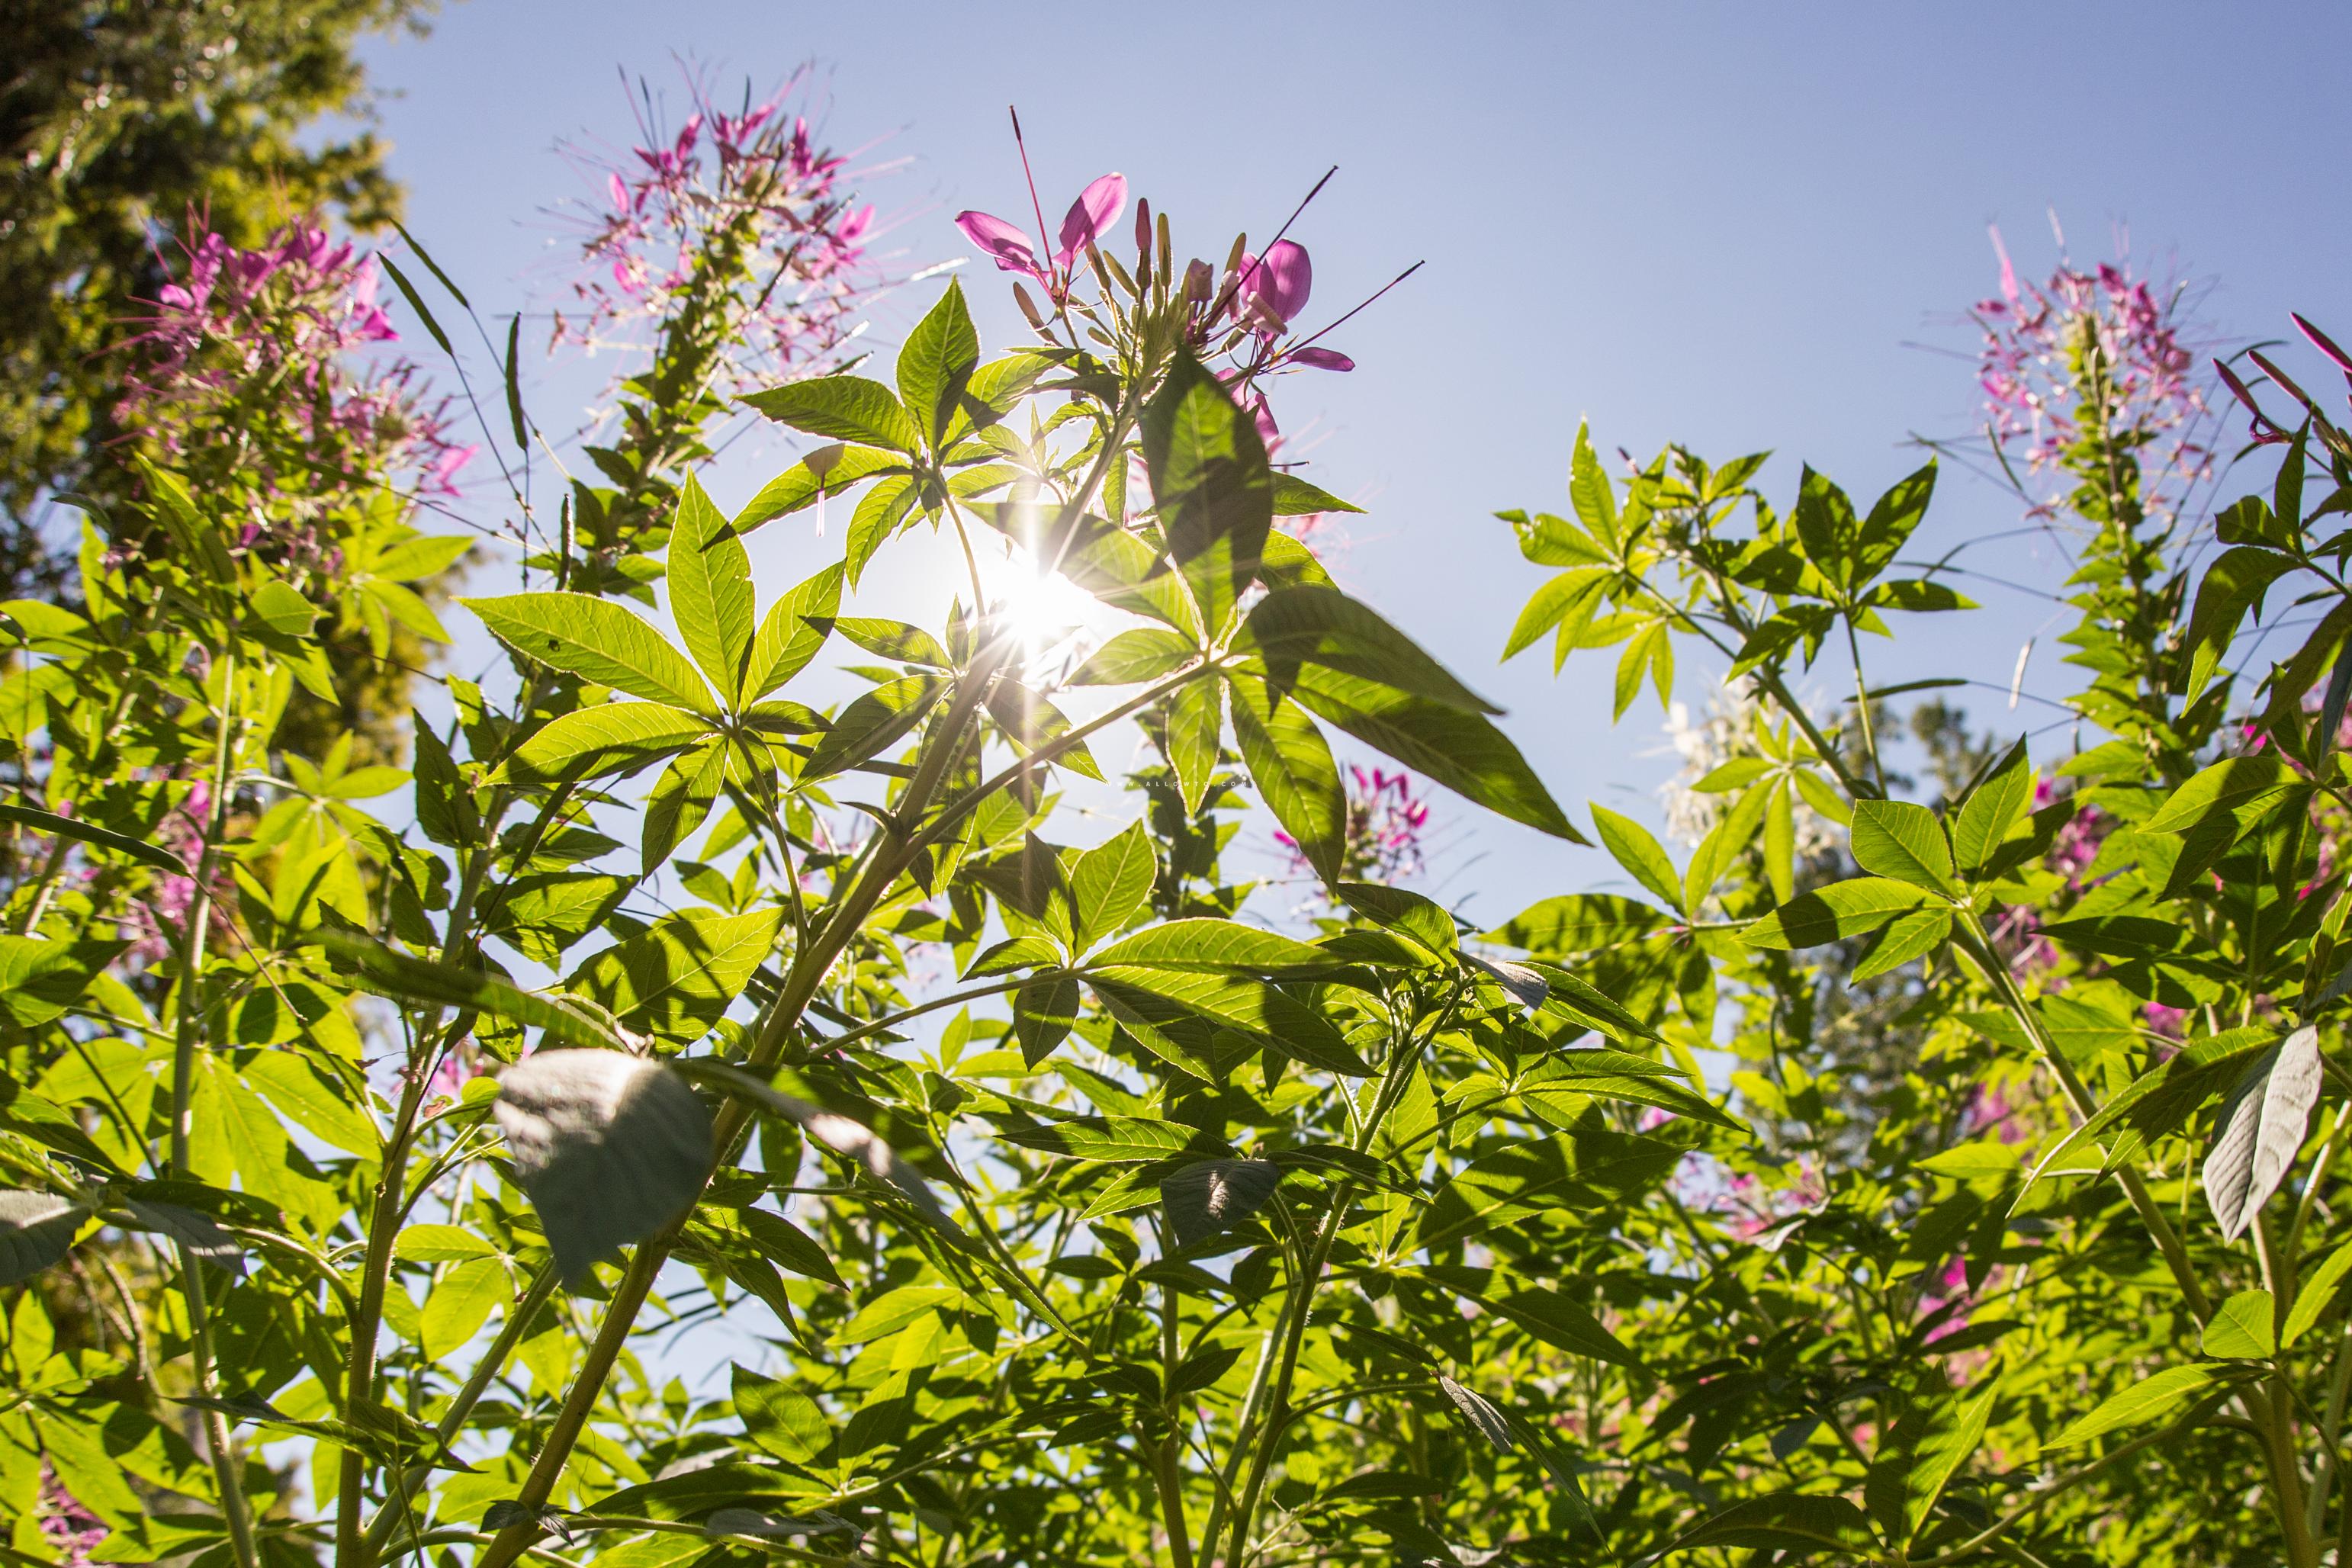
[1250,239,1312,325]
[1290,346,1354,372]
[954,210,1043,276]
[1054,173,1126,267]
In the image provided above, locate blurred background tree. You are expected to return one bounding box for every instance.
[0,0,435,599]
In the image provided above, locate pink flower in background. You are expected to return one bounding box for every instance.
[557,73,878,395]
[1277,763,1433,885]
[1971,223,2213,527]
[2142,1002,2190,1042]
[1916,1254,1974,1343]
[40,1466,104,1568]
[114,213,472,559]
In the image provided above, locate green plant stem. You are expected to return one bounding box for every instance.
[339,759,532,1568]
[362,1264,561,1556]
[1843,617,1886,794]
[169,654,260,1568]
[1221,983,1454,1566]
[1155,1277,1195,1568]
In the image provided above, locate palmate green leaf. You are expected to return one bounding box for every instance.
[845,473,920,588]
[1090,918,1332,974]
[742,562,844,705]
[1516,1049,1744,1132]
[494,702,717,784]
[1740,876,1928,948]
[733,1364,835,1465]
[896,278,981,446]
[1013,972,1081,1067]
[1850,907,1952,981]
[419,1255,507,1359]
[1143,353,1273,637]
[831,617,952,668]
[1849,798,1957,895]
[2047,1363,2235,1448]
[493,1050,713,1282]
[1165,673,1223,816]
[1068,820,1155,952]
[2022,1027,2277,1193]
[1421,1265,1640,1366]
[1589,805,1683,914]
[667,475,754,702]
[735,445,906,532]
[1852,459,1937,583]
[986,677,1103,781]
[465,593,716,713]
[1228,670,1344,882]
[1238,586,1499,714]
[2143,753,2297,835]
[741,373,924,453]
[567,908,782,1046]
[1482,893,1666,955]
[1338,879,1457,958]
[0,936,129,1025]
[1866,1372,2000,1547]
[2203,1023,2323,1242]
[1162,1158,1282,1248]
[484,872,632,965]
[0,1190,88,1285]
[2288,1240,2352,1347]
[1280,663,1585,843]
[801,673,946,782]
[1068,628,1197,686]
[1503,566,1608,662]
[1089,965,1374,1077]
[1415,1127,1679,1250]
[1270,473,1364,516]
[1567,423,1618,546]
[1952,736,2032,873]
[643,741,729,875]
[1791,464,1859,587]
[1000,1115,1199,1162]
[2201,1288,2277,1359]
[2184,544,2299,700]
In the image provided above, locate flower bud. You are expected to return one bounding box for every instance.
[1181,259,1212,308]
[1013,281,1049,331]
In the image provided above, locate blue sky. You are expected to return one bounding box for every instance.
[357,1,2352,929]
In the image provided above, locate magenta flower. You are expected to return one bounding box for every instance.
[1217,239,1354,376]
[955,172,1126,294]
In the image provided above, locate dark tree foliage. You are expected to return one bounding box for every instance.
[0,0,432,596]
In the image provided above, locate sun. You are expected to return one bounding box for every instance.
[978,532,1100,671]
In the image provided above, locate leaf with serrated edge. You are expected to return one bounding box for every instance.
[1849,799,1956,895]
[2204,1024,2323,1241]
[464,593,715,713]
[493,1051,713,1282]
[2048,1364,2231,1447]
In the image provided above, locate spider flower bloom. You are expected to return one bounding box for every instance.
[557,76,876,394]
[1224,240,1354,373]
[956,172,1126,294]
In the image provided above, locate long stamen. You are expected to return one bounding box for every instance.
[1289,259,1426,355]
[1213,165,1338,320]
[1008,106,1054,284]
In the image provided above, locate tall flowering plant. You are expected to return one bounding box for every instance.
[540,76,886,600]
